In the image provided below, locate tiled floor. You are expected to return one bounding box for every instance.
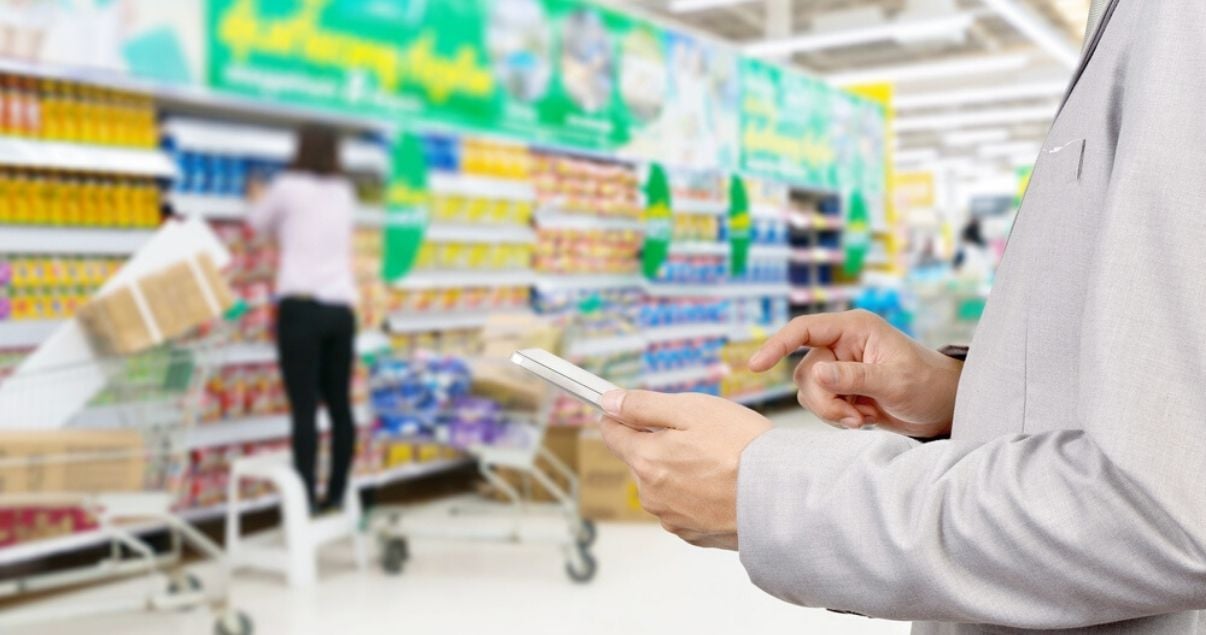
[6,407,910,635]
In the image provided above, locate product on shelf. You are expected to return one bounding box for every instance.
[1,75,157,147]
[639,298,729,328]
[732,257,789,284]
[532,152,640,218]
[0,506,99,548]
[0,254,122,321]
[654,254,726,284]
[422,134,532,179]
[730,296,790,330]
[644,337,724,374]
[430,194,534,226]
[389,328,482,358]
[201,362,288,423]
[0,171,161,228]
[389,285,528,315]
[672,213,721,242]
[720,339,793,400]
[414,241,532,272]
[534,228,640,275]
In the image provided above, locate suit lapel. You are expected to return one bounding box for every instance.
[1056,0,1121,116]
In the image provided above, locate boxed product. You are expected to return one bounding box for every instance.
[470,314,562,411]
[77,252,235,355]
[0,429,144,495]
[577,429,653,522]
[0,506,99,548]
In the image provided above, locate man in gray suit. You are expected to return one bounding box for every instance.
[598,0,1206,632]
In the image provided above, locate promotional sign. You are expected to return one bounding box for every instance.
[738,58,837,191]
[382,132,430,281]
[642,163,672,280]
[728,175,750,276]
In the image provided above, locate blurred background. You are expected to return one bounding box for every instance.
[0,0,1088,633]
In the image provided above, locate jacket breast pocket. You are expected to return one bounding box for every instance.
[1039,138,1086,184]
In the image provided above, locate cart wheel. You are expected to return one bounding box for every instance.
[214,610,253,635]
[575,520,597,547]
[565,545,597,584]
[168,572,203,595]
[382,538,409,575]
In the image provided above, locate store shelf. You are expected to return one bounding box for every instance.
[0,226,155,255]
[565,333,646,358]
[675,199,727,216]
[748,244,792,259]
[0,519,167,568]
[645,283,790,298]
[397,269,535,290]
[750,203,786,219]
[163,118,387,173]
[179,457,473,523]
[428,172,535,201]
[729,321,788,343]
[788,212,845,231]
[0,137,176,177]
[644,323,731,344]
[790,285,860,304]
[790,247,845,264]
[642,363,729,389]
[534,211,644,232]
[669,241,729,256]
[358,456,474,488]
[0,319,64,349]
[733,384,797,405]
[186,407,372,450]
[534,274,645,292]
[386,310,533,334]
[425,223,535,244]
[171,194,398,227]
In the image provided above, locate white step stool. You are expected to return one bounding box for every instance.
[225,451,368,587]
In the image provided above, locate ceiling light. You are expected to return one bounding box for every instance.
[978,140,1041,158]
[894,148,940,164]
[669,0,757,13]
[980,0,1079,69]
[745,13,976,57]
[895,103,1057,132]
[942,128,1010,146]
[827,53,1031,86]
[895,81,1067,110]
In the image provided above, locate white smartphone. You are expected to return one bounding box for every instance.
[510,348,620,410]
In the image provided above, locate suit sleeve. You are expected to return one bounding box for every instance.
[738,3,1206,628]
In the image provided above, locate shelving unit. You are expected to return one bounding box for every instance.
[398,270,537,290]
[424,223,535,244]
[0,320,64,349]
[0,227,155,256]
[0,137,176,177]
[642,363,730,389]
[428,172,535,201]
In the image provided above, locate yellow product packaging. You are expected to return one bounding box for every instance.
[385,441,416,468]
[466,197,488,223]
[0,172,12,225]
[416,443,442,463]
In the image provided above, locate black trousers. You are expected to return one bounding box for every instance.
[275,297,357,509]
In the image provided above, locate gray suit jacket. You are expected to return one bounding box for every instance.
[737,1,1206,632]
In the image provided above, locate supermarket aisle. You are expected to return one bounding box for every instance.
[14,408,909,635]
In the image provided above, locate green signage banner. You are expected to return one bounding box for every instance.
[206,0,883,200]
[382,132,430,281]
[642,163,672,280]
[728,175,750,276]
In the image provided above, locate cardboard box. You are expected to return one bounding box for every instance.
[77,252,234,355]
[0,430,145,495]
[577,429,654,522]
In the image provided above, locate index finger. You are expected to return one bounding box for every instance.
[748,313,849,372]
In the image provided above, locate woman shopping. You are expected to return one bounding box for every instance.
[248,125,358,515]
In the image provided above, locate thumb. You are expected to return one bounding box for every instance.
[601,389,683,430]
[813,361,895,399]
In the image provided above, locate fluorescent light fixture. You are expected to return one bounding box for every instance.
[942,128,1010,146]
[746,13,976,57]
[895,103,1058,132]
[670,0,757,13]
[827,53,1031,86]
[894,148,940,164]
[979,141,1041,159]
[895,81,1068,110]
[980,0,1079,69]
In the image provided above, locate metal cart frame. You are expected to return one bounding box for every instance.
[0,336,252,635]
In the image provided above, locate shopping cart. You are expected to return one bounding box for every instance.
[0,332,252,635]
[365,354,598,584]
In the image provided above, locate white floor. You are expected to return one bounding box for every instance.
[6,409,910,635]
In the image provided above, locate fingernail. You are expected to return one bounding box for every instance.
[841,417,862,428]
[817,362,839,386]
[601,390,626,416]
[748,349,768,368]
